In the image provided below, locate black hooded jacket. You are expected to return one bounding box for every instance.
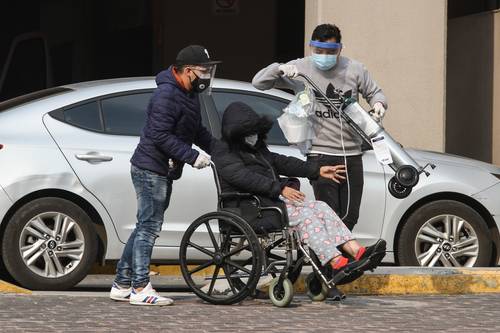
[211,102,320,232]
[130,66,214,179]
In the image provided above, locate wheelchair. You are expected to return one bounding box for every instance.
[179,162,366,307]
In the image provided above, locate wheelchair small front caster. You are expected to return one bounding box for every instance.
[269,277,293,307]
[305,273,328,301]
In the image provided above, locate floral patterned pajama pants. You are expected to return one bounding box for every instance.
[285,199,354,265]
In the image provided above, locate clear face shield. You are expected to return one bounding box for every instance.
[190,64,217,95]
[309,40,342,71]
[309,40,342,55]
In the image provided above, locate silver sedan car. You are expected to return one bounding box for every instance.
[1,78,499,290]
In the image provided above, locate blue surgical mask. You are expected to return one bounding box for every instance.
[312,53,337,71]
[245,134,258,146]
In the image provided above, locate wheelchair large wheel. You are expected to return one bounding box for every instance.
[179,211,263,305]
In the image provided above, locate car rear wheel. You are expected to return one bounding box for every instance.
[397,200,491,267]
[2,197,97,290]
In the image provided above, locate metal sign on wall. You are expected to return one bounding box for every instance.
[213,0,239,15]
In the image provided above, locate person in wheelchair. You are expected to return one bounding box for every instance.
[212,101,386,286]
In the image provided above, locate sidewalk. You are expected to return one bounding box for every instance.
[2,293,500,332]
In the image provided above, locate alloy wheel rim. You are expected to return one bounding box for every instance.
[415,214,479,267]
[19,212,85,278]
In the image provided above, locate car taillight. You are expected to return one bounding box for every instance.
[0,144,3,150]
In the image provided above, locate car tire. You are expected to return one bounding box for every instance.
[2,197,97,290]
[397,200,491,267]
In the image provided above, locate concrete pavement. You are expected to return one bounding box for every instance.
[1,292,499,332]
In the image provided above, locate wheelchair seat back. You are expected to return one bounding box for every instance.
[209,162,288,234]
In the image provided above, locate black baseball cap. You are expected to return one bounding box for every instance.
[175,45,221,66]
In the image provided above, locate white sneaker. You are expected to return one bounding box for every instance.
[110,282,132,302]
[129,282,174,306]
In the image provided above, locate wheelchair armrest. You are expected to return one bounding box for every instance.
[219,192,262,207]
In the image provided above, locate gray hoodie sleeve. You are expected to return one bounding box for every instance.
[252,61,303,93]
[358,63,388,109]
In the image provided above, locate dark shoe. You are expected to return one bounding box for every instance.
[357,239,387,272]
[326,285,346,302]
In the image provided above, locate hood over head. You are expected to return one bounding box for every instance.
[221,102,273,142]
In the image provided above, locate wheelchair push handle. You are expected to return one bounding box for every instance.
[277,70,327,98]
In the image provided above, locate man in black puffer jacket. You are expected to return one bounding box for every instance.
[111,45,220,306]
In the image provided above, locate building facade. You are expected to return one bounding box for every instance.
[1,0,499,164]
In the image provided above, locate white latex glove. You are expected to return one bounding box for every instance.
[278,64,298,78]
[371,102,386,122]
[193,154,211,169]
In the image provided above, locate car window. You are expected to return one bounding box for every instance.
[211,91,288,145]
[64,101,102,131]
[101,93,151,135]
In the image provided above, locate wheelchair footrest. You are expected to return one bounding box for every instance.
[325,257,371,286]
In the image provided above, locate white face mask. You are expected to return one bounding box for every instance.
[244,134,258,146]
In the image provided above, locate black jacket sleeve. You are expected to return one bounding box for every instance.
[212,143,282,199]
[148,93,199,165]
[264,148,319,180]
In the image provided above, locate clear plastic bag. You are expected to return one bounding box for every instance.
[278,87,317,154]
[277,112,315,144]
[283,86,316,118]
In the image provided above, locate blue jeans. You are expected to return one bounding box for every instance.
[115,165,173,289]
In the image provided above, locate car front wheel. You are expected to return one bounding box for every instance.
[2,197,97,290]
[397,200,491,267]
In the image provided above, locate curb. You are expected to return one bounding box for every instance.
[294,268,500,295]
[93,265,500,295]
[0,280,31,294]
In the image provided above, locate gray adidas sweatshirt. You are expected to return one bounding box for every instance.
[252,56,387,155]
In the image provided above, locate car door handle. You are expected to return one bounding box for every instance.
[75,152,113,163]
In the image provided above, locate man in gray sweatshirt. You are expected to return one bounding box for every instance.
[252,23,388,233]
